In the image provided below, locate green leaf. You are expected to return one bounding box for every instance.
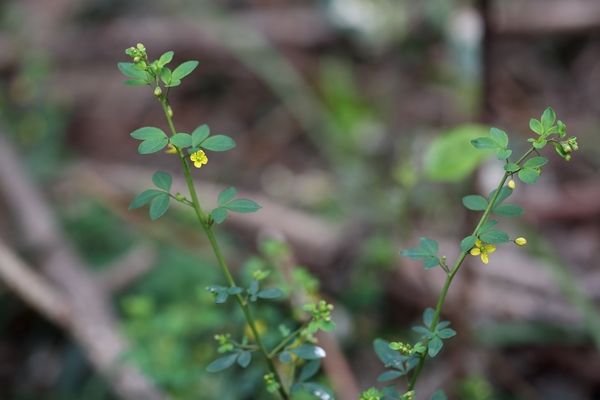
[518,167,540,184]
[237,351,252,368]
[218,187,237,206]
[224,199,261,213]
[165,79,181,88]
[373,339,403,368]
[206,353,238,373]
[496,148,512,160]
[172,60,199,81]
[504,163,520,173]
[529,118,543,135]
[489,186,513,206]
[227,287,243,295]
[400,237,440,269]
[479,229,509,244]
[257,288,284,299]
[291,345,326,360]
[532,138,547,149]
[152,171,172,191]
[192,124,210,148]
[541,107,556,131]
[493,204,524,217]
[423,308,435,328]
[298,360,321,382]
[117,62,146,80]
[437,328,457,339]
[279,351,293,363]
[160,67,172,86]
[124,79,147,86]
[248,280,259,296]
[428,336,443,357]
[131,127,167,141]
[377,370,403,382]
[479,219,498,233]
[523,156,548,169]
[170,133,192,148]
[129,189,163,209]
[149,193,170,221]
[471,137,498,149]
[201,135,236,152]
[158,51,174,67]
[462,195,488,211]
[423,124,492,182]
[420,237,438,254]
[430,390,448,400]
[490,127,508,147]
[211,207,228,224]
[460,235,477,252]
[138,137,169,154]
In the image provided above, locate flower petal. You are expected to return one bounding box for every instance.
[481,253,489,264]
[470,248,481,256]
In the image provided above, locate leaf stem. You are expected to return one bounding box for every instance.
[158,95,290,400]
[407,147,535,391]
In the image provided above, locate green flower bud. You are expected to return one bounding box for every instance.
[154,86,162,97]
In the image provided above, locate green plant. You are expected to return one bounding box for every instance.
[369,107,578,399]
[119,44,335,400]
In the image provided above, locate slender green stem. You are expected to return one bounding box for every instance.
[407,147,535,391]
[268,324,306,358]
[158,95,290,400]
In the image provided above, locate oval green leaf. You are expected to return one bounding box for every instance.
[172,60,199,81]
[138,137,169,154]
[129,189,163,209]
[149,193,170,220]
[206,353,238,373]
[201,135,236,152]
[152,171,172,191]
[170,133,192,148]
[224,199,261,213]
[462,195,488,211]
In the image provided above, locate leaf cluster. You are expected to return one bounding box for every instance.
[211,187,262,224]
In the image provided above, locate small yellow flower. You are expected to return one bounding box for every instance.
[190,149,208,168]
[469,239,496,264]
[508,179,516,190]
[514,237,527,246]
[165,143,178,154]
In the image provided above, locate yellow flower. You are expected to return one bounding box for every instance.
[469,239,496,264]
[514,237,527,246]
[508,179,516,190]
[165,143,178,154]
[190,150,208,168]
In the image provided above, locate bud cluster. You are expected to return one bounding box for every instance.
[554,137,579,161]
[125,43,148,67]
[214,333,234,353]
[303,300,334,323]
[263,373,281,394]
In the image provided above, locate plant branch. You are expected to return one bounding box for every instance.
[158,94,290,400]
[407,147,535,391]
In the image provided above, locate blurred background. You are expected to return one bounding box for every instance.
[0,0,599,399]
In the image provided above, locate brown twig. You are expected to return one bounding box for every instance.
[0,133,166,400]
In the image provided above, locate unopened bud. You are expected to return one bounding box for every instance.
[508,179,516,190]
[167,106,174,118]
[133,56,141,63]
[153,86,162,97]
[514,237,527,246]
[175,193,185,202]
